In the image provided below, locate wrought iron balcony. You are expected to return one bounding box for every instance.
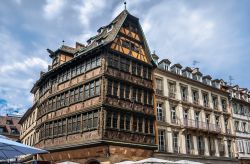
[169,92,176,99]
[157,115,165,122]
[171,118,177,124]
[203,102,209,108]
[158,145,166,152]
[181,95,188,102]
[173,147,179,153]
[182,119,221,133]
[193,100,199,105]
[156,89,163,95]
[198,148,205,155]
[219,146,225,157]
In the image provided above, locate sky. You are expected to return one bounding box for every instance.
[0,0,250,115]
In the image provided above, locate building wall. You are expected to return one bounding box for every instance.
[20,108,37,146]
[0,115,21,141]
[154,68,237,163]
[231,95,250,163]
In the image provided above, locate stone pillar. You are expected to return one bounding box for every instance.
[193,135,198,155]
[165,101,171,123]
[214,138,220,157]
[190,107,194,120]
[218,96,222,112]
[180,131,187,154]
[220,115,226,134]
[204,137,210,156]
[198,89,202,105]
[224,138,229,157]
[164,77,168,97]
[167,128,173,153]
[178,104,184,125]
[208,92,213,109]
[187,85,192,102]
[176,82,181,100]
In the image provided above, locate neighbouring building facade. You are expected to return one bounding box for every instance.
[19,10,157,164]
[18,103,38,162]
[153,57,238,164]
[230,86,250,164]
[0,115,21,141]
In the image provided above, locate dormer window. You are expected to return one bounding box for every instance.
[171,67,181,75]
[97,39,103,45]
[163,63,170,71]
[187,72,192,78]
[98,28,103,34]
[203,78,212,86]
[193,74,201,82]
[171,64,182,75]
[158,59,171,71]
[87,39,93,45]
[107,25,113,32]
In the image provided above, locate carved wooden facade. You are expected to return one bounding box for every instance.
[20,10,156,163]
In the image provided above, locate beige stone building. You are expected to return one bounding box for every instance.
[153,57,238,164]
[19,104,38,147]
[229,85,250,164]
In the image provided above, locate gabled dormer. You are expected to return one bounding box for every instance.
[212,79,220,89]
[171,63,182,75]
[192,68,202,82]
[202,75,212,86]
[158,59,171,71]
[47,45,76,69]
[182,67,193,79]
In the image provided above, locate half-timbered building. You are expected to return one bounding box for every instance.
[20,9,156,164]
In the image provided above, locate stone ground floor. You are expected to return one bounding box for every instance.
[37,145,154,164]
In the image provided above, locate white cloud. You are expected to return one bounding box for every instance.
[74,0,107,27]
[43,0,66,20]
[0,57,48,74]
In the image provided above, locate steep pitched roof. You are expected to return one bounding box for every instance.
[203,75,212,80]
[159,59,171,65]
[76,10,153,65]
[182,66,192,72]
[171,63,182,69]
[77,10,128,56]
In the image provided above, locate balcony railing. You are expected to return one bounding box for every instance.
[182,119,221,133]
[169,92,176,99]
[203,102,209,108]
[156,89,163,95]
[193,100,199,105]
[173,147,179,153]
[171,118,177,124]
[219,146,225,157]
[181,95,188,102]
[198,148,205,155]
[209,149,216,156]
[158,145,166,152]
[213,104,218,110]
[157,116,165,122]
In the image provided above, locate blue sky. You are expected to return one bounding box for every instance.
[0,0,250,115]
